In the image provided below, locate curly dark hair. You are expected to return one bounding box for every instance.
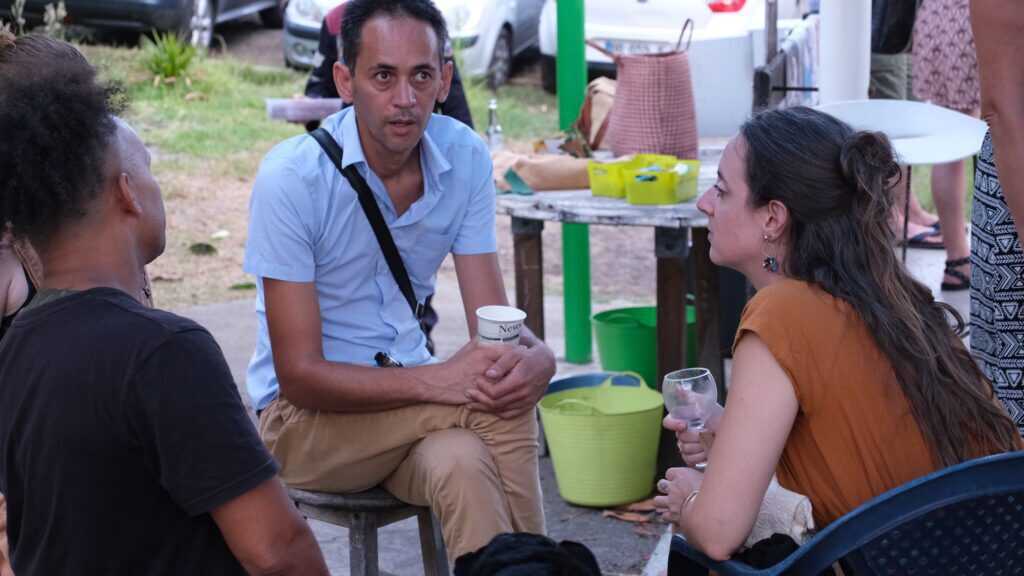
[0,32,125,247]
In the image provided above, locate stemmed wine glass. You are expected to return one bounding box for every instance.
[662,368,718,471]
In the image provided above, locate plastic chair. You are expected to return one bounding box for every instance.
[669,451,1024,575]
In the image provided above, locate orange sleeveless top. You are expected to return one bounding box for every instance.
[735,279,938,527]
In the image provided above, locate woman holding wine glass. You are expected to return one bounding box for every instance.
[653,107,1021,562]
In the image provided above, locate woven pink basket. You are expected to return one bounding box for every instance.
[587,20,698,160]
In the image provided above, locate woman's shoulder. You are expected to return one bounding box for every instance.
[738,279,856,352]
[745,278,839,317]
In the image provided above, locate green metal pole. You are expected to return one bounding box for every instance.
[557,0,592,364]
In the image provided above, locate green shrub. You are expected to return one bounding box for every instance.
[141,30,197,81]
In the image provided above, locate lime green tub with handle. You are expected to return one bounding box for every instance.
[539,372,664,507]
[592,305,697,390]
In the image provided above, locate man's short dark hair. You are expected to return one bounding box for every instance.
[340,0,448,70]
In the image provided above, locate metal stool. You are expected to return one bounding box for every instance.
[288,487,449,576]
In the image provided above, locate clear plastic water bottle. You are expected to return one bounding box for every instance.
[486,98,504,152]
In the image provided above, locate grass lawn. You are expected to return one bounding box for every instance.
[465,79,560,143]
[84,43,307,162]
[79,44,560,309]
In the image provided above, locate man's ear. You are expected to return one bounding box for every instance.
[436,59,453,104]
[333,61,354,103]
[113,172,143,216]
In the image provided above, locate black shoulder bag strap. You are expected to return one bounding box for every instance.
[310,127,426,325]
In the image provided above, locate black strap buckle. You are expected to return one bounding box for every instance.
[374,352,404,368]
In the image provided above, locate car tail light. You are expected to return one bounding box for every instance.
[706,0,746,12]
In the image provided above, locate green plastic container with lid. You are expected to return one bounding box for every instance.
[539,372,664,507]
[592,305,697,390]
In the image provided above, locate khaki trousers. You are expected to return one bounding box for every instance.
[259,398,546,562]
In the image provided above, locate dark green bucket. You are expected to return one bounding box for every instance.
[592,306,697,389]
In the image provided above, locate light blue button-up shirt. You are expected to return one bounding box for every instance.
[243,107,496,410]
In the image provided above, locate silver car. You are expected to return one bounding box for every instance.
[1,0,288,47]
[284,0,543,87]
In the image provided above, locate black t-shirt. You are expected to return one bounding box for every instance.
[0,288,279,575]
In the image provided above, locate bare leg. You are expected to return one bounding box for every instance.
[893,166,939,226]
[932,159,971,287]
[891,166,941,241]
[907,183,939,227]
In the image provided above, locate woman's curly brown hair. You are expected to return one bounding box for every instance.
[0,33,125,247]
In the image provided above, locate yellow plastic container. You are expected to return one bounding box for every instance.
[588,154,679,199]
[587,159,632,198]
[539,372,664,507]
[625,159,701,205]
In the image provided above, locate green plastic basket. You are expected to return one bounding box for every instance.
[539,372,664,507]
[592,305,697,390]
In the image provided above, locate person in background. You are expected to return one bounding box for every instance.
[969,0,1024,435]
[655,106,1020,562]
[869,0,944,248]
[0,32,328,575]
[911,0,980,289]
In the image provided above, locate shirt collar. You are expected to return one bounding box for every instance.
[333,107,452,181]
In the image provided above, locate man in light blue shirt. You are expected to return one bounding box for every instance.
[243,0,555,562]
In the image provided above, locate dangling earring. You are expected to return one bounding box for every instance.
[761,234,780,273]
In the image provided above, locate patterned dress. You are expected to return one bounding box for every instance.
[911,0,980,113]
[971,132,1024,433]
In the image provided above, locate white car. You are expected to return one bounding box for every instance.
[538,0,809,137]
[284,0,544,87]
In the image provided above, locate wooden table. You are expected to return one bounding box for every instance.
[497,144,724,471]
[497,147,726,470]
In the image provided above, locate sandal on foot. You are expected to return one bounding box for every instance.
[941,257,971,291]
[901,229,945,250]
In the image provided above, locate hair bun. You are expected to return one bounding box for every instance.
[841,131,899,175]
[839,131,901,199]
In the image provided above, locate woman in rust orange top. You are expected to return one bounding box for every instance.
[654,106,1021,561]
